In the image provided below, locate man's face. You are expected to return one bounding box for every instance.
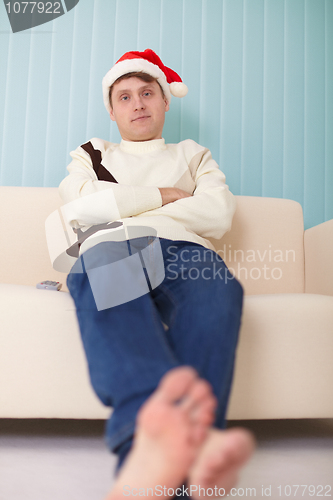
[109,76,169,142]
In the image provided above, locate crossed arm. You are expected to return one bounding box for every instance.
[59,148,236,241]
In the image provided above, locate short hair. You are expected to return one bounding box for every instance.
[109,72,165,109]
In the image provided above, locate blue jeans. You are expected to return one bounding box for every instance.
[67,237,243,472]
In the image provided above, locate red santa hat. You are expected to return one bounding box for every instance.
[102,48,188,113]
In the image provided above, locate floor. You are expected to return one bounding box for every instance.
[0,418,332,500]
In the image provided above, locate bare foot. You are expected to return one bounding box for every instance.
[105,366,217,500]
[188,427,256,498]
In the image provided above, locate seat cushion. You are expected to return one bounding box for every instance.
[2,284,332,420]
[227,293,333,419]
[0,284,109,418]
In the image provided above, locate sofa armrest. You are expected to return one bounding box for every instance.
[304,219,333,296]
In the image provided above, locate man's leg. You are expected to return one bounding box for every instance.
[113,238,243,472]
[151,239,243,430]
[67,237,243,476]
[67,239,180,457]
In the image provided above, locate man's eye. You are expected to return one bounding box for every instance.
[143,92,151,97]
[121,96,129,101]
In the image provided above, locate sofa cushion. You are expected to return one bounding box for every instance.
[227,293,333,419]
[1,187,305,296]
[0,284,109,418]
[305,219,333,296]
[0,187,67,289]
[209,196,305,295]
[1,285,332,420]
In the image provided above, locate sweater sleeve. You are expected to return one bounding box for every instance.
[59,145,163,227]
[140,148,236,241]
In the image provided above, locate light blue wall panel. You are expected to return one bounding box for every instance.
[220,0,244,194]
[1,30,31,185]
[326,0,333,223]
[44,12,76,185]
[0,0,332,230]
[137,0,162,50]
[0,10,10,176]
[181,0,202,142]
[85,0,117,143]
[283,0,305,207]
[160,0,184,143]
[199,0,223,160]
[22,26,53,186]
[304,0,326,229]
[241,0,264,196]
[240,0,264,196]
[262,0,285,198]
[66,1,95,152]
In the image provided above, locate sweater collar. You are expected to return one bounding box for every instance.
[120,138,166,154]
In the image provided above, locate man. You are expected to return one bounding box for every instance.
[59,49,249,489]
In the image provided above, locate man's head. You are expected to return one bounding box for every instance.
[109,73,169,142]
[102,50,188,135]
[108,71,165,111]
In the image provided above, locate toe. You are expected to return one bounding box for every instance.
[180,379,217,425]
[156,366,199,404]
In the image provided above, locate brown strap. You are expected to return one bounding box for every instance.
[81,141,118,183]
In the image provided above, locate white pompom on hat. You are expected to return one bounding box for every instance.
[102,48,188,113]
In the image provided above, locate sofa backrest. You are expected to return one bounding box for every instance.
[0,187,305,295]
[0,187,67,290]
[209,196,305,294]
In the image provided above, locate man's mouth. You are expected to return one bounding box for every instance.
[132,115,150,122]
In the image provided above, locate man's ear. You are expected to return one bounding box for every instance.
[164,98,170,113]
[109,107,116,122]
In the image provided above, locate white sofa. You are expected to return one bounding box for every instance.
[1,186,332,420]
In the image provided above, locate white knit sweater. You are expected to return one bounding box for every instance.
[59,137,236,254]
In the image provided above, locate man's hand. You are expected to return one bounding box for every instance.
[158,188,192,206]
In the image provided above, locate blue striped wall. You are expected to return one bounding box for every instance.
[0,0,332,230]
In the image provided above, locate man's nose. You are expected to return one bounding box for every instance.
[133,95,145,110]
